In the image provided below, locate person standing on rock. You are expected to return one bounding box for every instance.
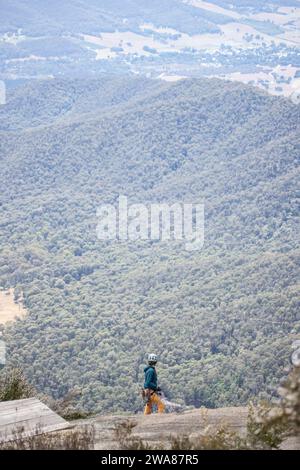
[143,353,165,415]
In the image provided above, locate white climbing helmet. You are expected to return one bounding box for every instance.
[148,353,158,363]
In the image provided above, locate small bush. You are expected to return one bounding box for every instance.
[277,365,300,436]
[0,425,95,450]
[0,368,35,401]
[247,365,300,447]
[114,420,160,450]
[60,409,91,421]
[45,387,91,421]
[246,401,287,449]
[170,417,246,450]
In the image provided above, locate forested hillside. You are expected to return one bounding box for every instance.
[0,77,299,413]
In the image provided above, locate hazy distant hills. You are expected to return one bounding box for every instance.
[0,0,228,35]
[0,77,299,412]
[1,0,299,98]
[1,1,298,35]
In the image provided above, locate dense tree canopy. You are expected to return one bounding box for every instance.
[0,77,299,413]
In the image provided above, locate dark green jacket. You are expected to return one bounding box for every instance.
[144,365,157,391]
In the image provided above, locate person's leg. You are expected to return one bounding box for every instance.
[152,393,165,413]
[144,398,152,415]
